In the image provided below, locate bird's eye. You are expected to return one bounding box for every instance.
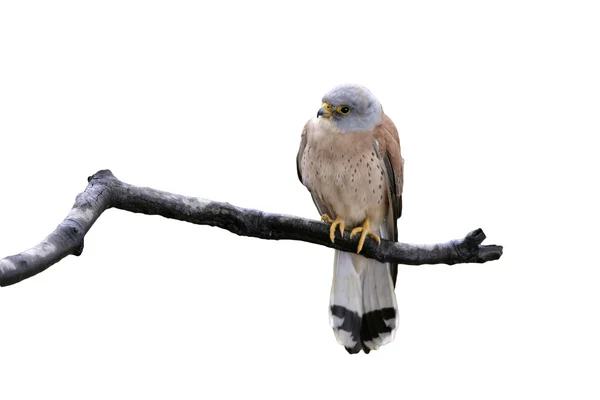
[337,105,350,114]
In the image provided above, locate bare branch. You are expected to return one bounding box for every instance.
[0,170,503,287]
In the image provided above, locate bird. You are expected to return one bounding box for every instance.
[297,83,404,354]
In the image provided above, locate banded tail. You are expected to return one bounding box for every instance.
[329,245,398,354]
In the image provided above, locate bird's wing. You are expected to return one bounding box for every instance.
[296,122,308,184]
[373,113,403,286]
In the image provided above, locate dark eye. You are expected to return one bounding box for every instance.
[337,105,350,114]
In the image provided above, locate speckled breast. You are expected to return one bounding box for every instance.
[301,129,389,227]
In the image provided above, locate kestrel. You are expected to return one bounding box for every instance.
[297,83,404,354]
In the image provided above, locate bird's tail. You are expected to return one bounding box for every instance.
[329,241,398,354]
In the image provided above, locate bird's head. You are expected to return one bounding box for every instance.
[316,83,383,133]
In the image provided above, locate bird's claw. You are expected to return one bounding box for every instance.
[321,214,345,243]
[321,214,334,224]
[350,218,381,254]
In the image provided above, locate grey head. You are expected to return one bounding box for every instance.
[317,83,383,133]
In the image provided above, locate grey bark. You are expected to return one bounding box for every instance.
[0,170,503,287]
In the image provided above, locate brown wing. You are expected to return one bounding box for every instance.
[373,113,404,286]
[374,113,403,218]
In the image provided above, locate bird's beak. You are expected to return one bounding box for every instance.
[317,102,332,118]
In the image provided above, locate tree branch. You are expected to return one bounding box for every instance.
[0,169,503,287]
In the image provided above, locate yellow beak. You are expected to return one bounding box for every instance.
[317,102,332,118]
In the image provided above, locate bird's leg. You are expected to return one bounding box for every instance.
[321,214,346,243]
[349,217,381,254]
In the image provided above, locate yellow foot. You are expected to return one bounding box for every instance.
[349,218,381,254]
[321,214,346,243]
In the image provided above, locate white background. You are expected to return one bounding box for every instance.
[1,1,599,399]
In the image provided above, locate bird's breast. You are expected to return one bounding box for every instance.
[301,128,389,227]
